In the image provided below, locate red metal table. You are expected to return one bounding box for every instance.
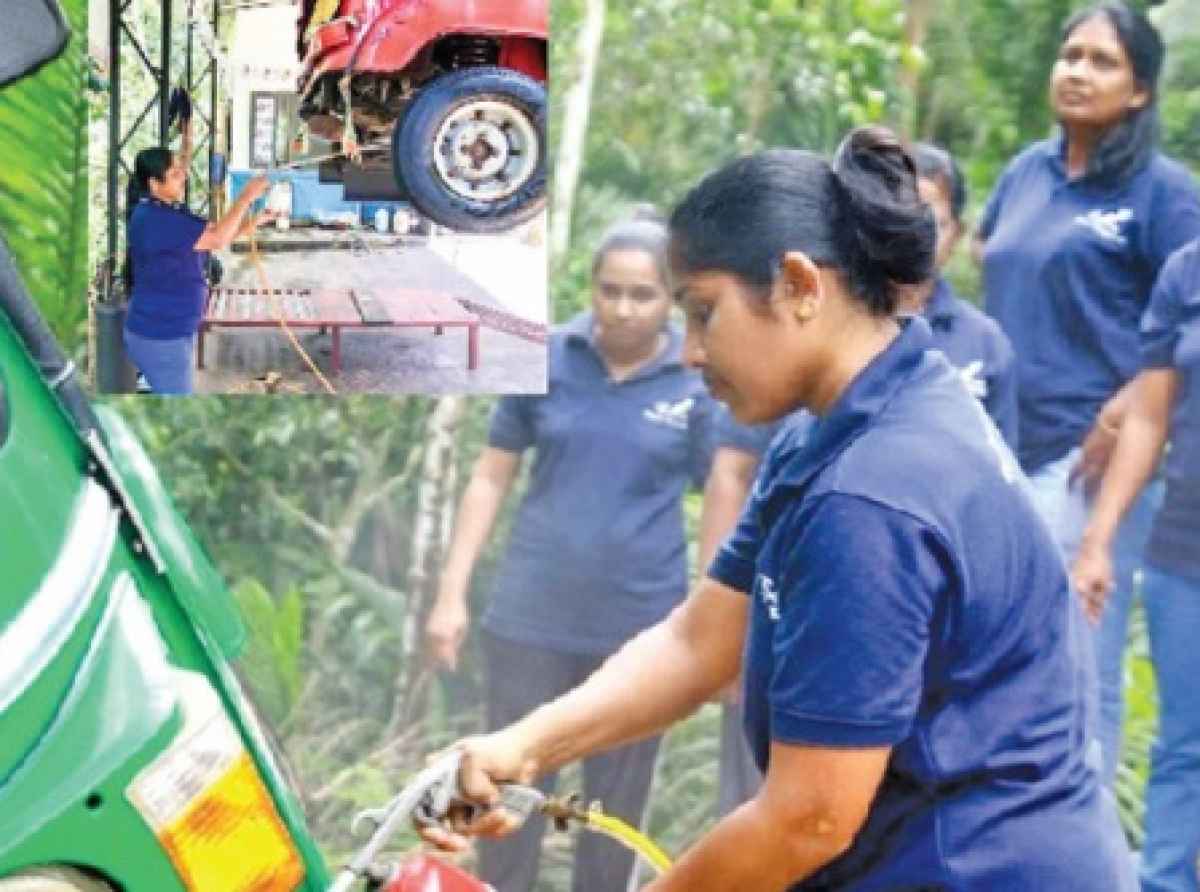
[198,286,480,375]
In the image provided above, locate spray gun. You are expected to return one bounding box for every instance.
[329,750,671,891]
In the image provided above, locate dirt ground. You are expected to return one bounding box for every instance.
[195,227,547,395]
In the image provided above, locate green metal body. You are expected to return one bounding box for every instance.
[0,308,332,890]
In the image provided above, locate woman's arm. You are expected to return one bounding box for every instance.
[424,447,521,670]
[1073,369,1177,620]
[178,116,193,172]
[644,742,890,891]
[1070,379,1139,491]
[194,175,271,251]
[422,576,749,840]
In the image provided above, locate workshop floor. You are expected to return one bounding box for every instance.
[195,227,547,395]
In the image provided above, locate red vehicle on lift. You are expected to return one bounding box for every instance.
[296,0,547,233]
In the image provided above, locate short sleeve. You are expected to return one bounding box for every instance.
[1142,242,1200,369]
[1146,169,1200,272]
[708,492,764,594]
[976,163,1015,241]
[984,331,1020,451]
[487,395,537,452]
[767,493,944,747]
[687,390,717,489]
[165,208,207,251]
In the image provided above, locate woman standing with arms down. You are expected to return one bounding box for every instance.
[424,214,713,892]
[976,2,1200,783]
[424,128,1133,890]
[1075,236,1200,892]
[123,109,273,394]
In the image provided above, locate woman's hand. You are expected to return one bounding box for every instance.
[418,731,540,852]
[1073,540,1114,625]
[243,175,273,203]
[425,593,469,671]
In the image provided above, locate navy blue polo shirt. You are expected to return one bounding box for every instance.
[126,199,210,339]
[710,318,1131,890]
[484,312,715,655]
[918,277,1018,448]
[980,136,1200,473]
[1141,238,1200,582]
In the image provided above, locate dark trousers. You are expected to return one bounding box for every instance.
[480,631,662,892]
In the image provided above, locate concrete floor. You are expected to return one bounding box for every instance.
[195,228,547,395]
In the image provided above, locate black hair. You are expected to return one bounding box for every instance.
[668,125,935,317]
[122,147,173,291]
[911,142,966,222]
[1060,2,1164,185]
[591,208,671,288]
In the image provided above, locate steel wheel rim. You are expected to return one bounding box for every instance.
[432,98,539,202]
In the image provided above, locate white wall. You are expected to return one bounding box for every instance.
[229,6,301,169]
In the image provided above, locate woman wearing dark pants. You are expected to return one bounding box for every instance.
[426,214,713,892]
[123,114,272,394]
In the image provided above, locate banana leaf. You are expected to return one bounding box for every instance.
[0,0,89,354]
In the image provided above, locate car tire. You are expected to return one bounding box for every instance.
[0,867,112,891]
[393,66,545,234]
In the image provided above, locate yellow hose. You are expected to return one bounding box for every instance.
[248,227,337,395]
[584,810,673,876]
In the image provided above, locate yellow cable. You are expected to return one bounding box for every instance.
[584,810,673,877]
[247,226,337,395]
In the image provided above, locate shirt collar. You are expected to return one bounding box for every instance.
[761,316,935,496]
[1048,132,1069,180]
[921,277,958,325]
[563,310,684,379]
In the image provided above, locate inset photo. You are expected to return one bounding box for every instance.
[88,0,548,395]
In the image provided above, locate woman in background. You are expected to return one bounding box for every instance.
[1075,236,1200,892]
[425,212,713,892]
[976,1,1200,783]
[123,109,272,394]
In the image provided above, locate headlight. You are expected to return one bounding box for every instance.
[126,671,306,892]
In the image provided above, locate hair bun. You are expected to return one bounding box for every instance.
[828,125,935,313]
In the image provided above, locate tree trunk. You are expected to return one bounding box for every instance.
[899,0,935,140]
[398,398,463,725]
[549,0,606,265]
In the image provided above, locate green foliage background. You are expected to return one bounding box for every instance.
[0,0,90,353]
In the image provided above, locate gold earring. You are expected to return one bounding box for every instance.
[796,300,815,321]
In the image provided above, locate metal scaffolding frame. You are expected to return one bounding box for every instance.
[104,0,221,302]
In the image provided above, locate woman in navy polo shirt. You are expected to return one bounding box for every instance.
[976,2,1200,785]
[424,128,1131,890]
[424,213,713,892]
[123,116,272,394]
[1075,237,1200,892]
[698,140,1020,824]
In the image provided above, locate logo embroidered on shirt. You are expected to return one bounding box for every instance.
[1073,208,1134,246]
[756,574,781,622]
[957,360,988,400]
[643,397,694,430]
